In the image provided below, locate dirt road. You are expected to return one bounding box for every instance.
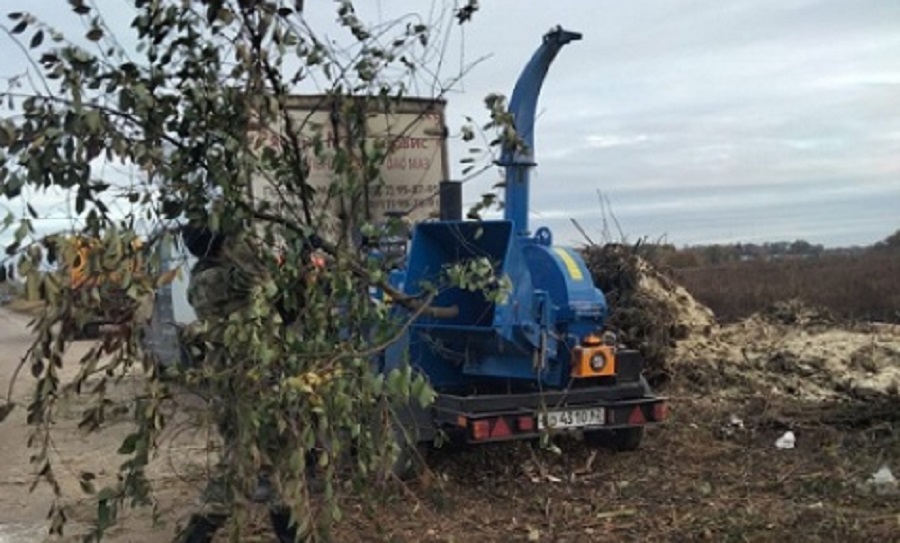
[0,308,209,543]
[0,307,53,542]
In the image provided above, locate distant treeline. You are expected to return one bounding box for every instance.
[639,229,900,269]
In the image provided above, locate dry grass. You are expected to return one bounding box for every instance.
[673,252,900,324]
[312,395,900,543]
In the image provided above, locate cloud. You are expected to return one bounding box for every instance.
[2,0,898,249]
[585,134,655,149]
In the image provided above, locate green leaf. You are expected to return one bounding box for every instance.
[414,377,436,408]
[217,8,235,24]
[84,109,102,132]
[30,30,43,48]
[97,487,116,502]
[0,403,15,423]
[14,220,31,243]
[0,123,13,147]
[86,27,103,42]
[117,433,139,455]
[97,498,110,528]
[69,0,90,15]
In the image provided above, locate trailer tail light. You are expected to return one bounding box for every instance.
[627,406,647,426]
[472,420,490,441]
[468,416,529,441]
[517,416,535,432]
[651,402,669,422]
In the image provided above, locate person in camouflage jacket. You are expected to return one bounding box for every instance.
[176,222,303,543]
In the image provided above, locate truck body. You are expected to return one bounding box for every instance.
[247,94,450,245]
[154,94,450,329]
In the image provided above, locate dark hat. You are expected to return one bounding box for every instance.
[181,224,227,259]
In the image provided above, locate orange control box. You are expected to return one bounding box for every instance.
[571,344,616,378]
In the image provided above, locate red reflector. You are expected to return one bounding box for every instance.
[472,420,490,441]
[628,406,646,426]
[490,417,512,439]
[652,402,669,422]
[517,416,535,432]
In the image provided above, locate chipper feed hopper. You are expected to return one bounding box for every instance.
[383,27,668,458]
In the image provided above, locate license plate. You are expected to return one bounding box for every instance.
[539,407,605,430]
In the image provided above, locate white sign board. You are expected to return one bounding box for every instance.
[248,95,448,243]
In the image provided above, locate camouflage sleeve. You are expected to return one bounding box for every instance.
[187,264,238,320]
[187,235,272,321]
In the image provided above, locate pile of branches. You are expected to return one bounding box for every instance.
[581,243,680,385]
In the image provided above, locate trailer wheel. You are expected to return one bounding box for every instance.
[583,426,644,451]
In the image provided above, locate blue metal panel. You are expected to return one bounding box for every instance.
[523,243,608,325]
[402,220,535,337]
[391,220,610,390]
[521,242,609,388]
[500,28,583,238]
[399,220,549,386]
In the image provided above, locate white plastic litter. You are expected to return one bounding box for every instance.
[729,414,744,429]
[775,431,796,449]
[860,465,899,496]
[868,466,897,486]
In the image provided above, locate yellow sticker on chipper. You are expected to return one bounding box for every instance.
[553,247,584,281]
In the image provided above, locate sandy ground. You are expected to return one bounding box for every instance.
[0,308,211,543]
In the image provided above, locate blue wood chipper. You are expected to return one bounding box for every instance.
[377,27,668,470]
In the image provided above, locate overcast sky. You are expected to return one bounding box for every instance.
[2,0,899,248]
